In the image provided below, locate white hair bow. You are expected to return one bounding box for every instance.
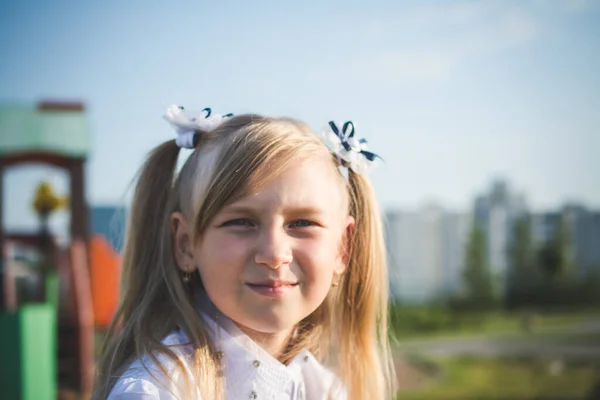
[163,105,233,149]
[321,121,381,174]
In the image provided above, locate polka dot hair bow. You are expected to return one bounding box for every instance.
[321,121,381,174]
[163,105,233,149]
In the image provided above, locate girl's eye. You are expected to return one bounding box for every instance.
[222,218,255,227]
[289,219,316,228]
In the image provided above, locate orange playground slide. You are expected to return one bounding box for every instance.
[89,235,121,328]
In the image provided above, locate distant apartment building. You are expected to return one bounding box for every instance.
[531,212,561,244]
[532,204,600,277]
[440,212,472,296]
[385,205,470,302]
[386,179,599,302]
[564,205,600,276]
[473,180,527,292]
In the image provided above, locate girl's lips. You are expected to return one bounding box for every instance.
[246,282,298,298]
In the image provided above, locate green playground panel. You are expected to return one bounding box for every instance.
[0,103,90,158]
[0,304,56,400]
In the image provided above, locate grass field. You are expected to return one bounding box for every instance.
[396,356,600,400]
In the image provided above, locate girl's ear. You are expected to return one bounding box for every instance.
[171,212,195,273]
[335,215,355,275]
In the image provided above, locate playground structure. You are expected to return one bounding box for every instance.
[0,100,95,399]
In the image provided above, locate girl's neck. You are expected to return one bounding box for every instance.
[194,290,295,363]
[234,323,295,362]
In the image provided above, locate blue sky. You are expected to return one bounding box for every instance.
[1,0,599,232]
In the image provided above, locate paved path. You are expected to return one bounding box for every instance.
[397,318,600,361]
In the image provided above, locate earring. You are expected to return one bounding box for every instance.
[182,271,192,283]
[331,275,340,287]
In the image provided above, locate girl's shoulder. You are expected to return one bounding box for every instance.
[107,330,198,400]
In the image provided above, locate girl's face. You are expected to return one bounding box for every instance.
[189,158,353,335]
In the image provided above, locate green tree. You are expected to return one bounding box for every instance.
[506,215,538,308]
[538,217,572,279]
[462,223,496,309]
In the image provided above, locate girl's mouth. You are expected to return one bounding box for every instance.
[246,281,298,297]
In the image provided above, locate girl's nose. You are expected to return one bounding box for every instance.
[254,228,293,269]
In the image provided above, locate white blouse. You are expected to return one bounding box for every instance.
[107,310,346,400]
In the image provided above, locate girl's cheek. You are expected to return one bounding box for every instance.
[199,233,250,266]
[295,240,337,268]
[218,234,248,250]
[218,240,251,264]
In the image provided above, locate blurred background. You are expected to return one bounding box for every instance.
[0,1,599,399]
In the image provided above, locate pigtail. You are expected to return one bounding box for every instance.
[120,140,181,321]
[335,170,395,400]
[93,140,183,398]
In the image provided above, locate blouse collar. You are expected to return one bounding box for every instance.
[193,290,316,399]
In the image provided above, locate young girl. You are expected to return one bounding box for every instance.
[93,105,395,400]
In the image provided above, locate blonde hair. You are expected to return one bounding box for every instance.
[93,114,395,399]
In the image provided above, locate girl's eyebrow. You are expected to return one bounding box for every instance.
[222,204,326,216]
[283,206,326,216]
